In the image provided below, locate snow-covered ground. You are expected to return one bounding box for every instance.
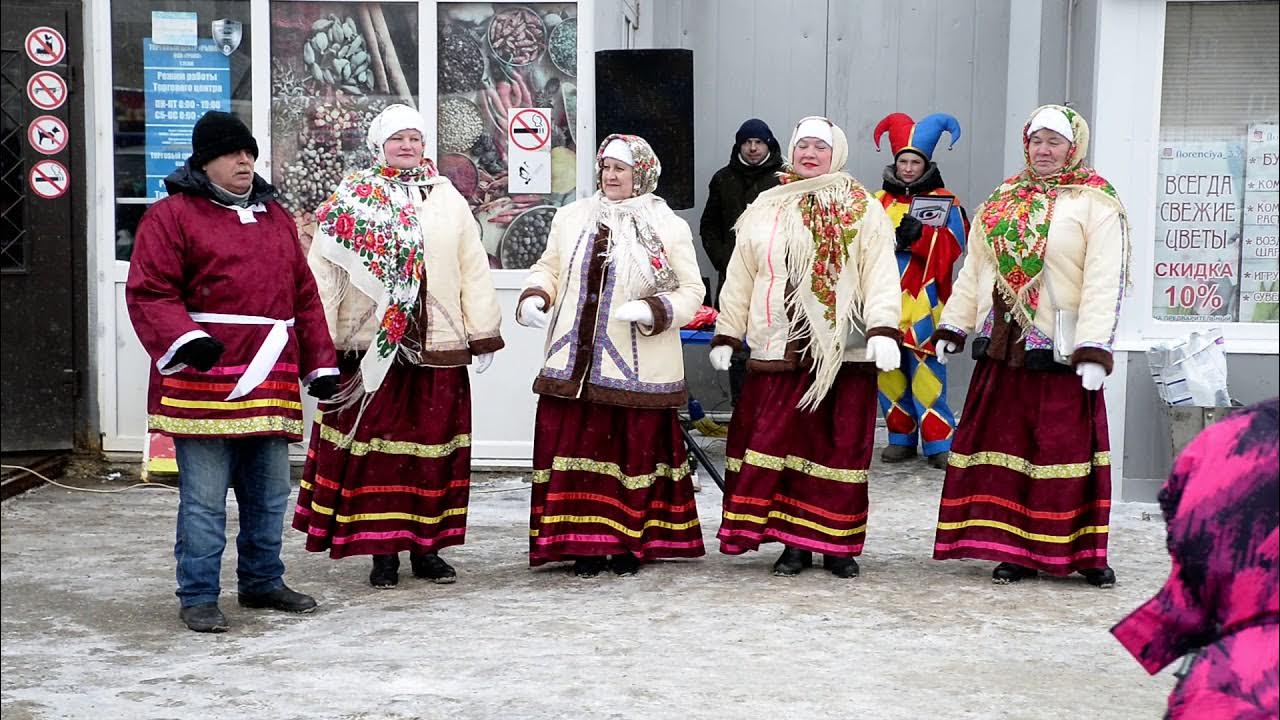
[2,448,1174,720]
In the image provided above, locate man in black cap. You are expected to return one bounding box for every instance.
[126,111,339,633]
[699,118,782,404]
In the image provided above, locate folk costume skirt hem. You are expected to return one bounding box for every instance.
[528,395,705,566]
[932,359,1111,575]
[717,365,877,558]
[292,364,472,559]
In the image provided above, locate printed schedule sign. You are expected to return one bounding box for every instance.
[1152,142,1244,322]
[1239,123,1280,323]
[143,38,231,198]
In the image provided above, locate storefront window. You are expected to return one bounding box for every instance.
[269,1,420,253]
[436,2,578,269]
[1154,1,1280,323]
[111,1,253,261]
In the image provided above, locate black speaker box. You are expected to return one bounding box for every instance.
[594,49,694,209]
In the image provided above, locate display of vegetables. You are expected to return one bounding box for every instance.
[438,97,485,154]
[549,18,577,76]
[501,206,557,269]
[439,25,486,94]
[487,7,546,66]
[303,14,374,95]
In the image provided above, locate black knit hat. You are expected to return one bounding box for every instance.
[189,111,258,169]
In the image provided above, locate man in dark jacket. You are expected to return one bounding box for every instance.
[699,119,782,403]
[701,119,783,306]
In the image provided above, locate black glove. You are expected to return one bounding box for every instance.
[338,351,363,376]
[895,215,924,252]
[169,336,224,372]
[307,375,340,401]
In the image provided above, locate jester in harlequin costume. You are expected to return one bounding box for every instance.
[872,112,969,469]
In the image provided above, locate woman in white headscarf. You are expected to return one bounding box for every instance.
[930,104,1129,588]
[292,104,505,589]
[516,134,706,578]
[711,116,902,578]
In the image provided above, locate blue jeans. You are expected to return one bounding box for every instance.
[172,437,291,607]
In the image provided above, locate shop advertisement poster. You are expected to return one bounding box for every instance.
[1153,141,1245,322]
[143,39,230,198]
[1239,123,1280,323]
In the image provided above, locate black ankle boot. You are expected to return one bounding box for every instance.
[772,547,813,577]
[573,556,608,578]
[370,554,400,588]
[609,553,640,577]
[823,555,860,578]
[992,562,1037,584]
[410,552,457,584]
[1079,566,1116,588]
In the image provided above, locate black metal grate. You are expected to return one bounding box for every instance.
[0,48,26,272]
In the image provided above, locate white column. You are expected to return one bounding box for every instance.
[1089,0,1169,497]
[1004,2,1042,175]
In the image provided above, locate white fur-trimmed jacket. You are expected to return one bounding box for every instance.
[934,188,1126,372]
[308,181,504,366]
[517,196,706,408]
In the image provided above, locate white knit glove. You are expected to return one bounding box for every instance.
[935,339,957,365]
[1076,361,1107,391]
[866,336,900,372]
[612,300,654,325]
[518,296,550,329]
[709,345,733,371]
[474,352,494,374]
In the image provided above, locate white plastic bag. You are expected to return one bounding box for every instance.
[1146,329,1231,407]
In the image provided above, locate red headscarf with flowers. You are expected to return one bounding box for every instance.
[977,104,1128,329]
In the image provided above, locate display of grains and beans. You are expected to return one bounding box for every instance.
[269,4,421,254]
[437,3,579,269]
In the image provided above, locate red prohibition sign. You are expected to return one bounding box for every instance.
[29,115,69,155]
[27,71,67,110]
[510,109,550,151]
[29,159,70,200]
[25,27,66,67]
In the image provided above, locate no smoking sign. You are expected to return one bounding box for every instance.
[29,159,70,200]
[507,107,551,194]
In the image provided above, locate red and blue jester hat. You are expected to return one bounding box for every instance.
[873,112,962,162]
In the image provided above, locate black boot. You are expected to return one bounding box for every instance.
[1079,566,1117,588]
[609,553,641,577]
[370,554,400,589]
[410,552,457,584]
[992,562,1038,584]
[880,445,918,463]
[179,603,229,633]
[772,547,813,577]
[237,584,318,613]
[573,556,608,578]
[823,555,860,578]
[925,451,950,470]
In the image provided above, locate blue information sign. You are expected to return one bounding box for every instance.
[143,38,231,198]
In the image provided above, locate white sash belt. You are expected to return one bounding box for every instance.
[190,312,296,400]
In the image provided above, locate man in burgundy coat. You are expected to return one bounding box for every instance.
[126,111,338,633]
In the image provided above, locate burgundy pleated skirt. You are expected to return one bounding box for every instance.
[528,395,705,566]
[292,364,472,559]
[932,359,1111,574]
[717,365,878,558]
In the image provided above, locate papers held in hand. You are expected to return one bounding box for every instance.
[907,195,953,227]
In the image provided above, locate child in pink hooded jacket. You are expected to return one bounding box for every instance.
[1112,397,1278,720]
